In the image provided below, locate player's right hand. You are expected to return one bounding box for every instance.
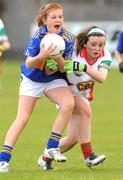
[46,59,57,71]
[119,61,123,73]
[39,44,57,60]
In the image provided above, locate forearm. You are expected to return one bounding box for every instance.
[53,55,66,72]
[86,67,108,83]
[115,51,123,63]
[26,55,45,68]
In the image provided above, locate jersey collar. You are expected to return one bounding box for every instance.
[80,48,104,65]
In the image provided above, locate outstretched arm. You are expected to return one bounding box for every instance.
[64,60,109,83]
[86,66,108,83]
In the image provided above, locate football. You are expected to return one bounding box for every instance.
[40,33,65,56]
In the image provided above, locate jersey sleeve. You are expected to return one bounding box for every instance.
[24,37,40,57]
[116,31,123,53]
[63,40,75,58]
[62,31,75,59]
[98,49,112,70]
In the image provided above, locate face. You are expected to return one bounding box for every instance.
[44,9,64,34]
[85,36,106,59]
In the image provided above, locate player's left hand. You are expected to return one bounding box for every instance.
[64,60,86,74]
[119,61,123,73]
[46,59,57,71]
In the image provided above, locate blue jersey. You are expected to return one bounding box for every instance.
[21,25,75,83]
[116,31,123,53]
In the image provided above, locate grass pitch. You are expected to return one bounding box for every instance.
[0,59,123,180]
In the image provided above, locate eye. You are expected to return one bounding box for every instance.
[99,44,104,48]
[51,16,56,19]
[90,43,96,47]
[59,15,63,19]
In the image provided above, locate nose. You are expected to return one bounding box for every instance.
[56,17,61,21]
[94,46,100,51]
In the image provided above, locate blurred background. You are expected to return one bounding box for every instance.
[1,2,123,178]
[1,0,123,62]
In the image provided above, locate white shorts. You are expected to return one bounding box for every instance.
[56,85,90,110]
[19,74,68,98]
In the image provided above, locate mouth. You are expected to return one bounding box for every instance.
[93,52,99,56]
[54,24,61,29]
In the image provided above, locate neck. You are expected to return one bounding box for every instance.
[87,54,94,62]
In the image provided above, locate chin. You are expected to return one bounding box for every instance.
[55,28,61,33]
[93,54,99,58]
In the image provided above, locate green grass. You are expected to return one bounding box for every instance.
[0,60,123,179]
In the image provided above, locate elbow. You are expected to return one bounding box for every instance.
[25,57,33,68]
[98,77,106,84]
[96,72,108,83]
[98,80,104,84]
[25,61,31,68]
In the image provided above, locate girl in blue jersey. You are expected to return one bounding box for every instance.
[0,3,75,173]
[115,29,123,72]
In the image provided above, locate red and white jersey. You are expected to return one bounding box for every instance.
[67,48,112,101]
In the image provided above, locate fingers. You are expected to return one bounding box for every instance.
[40,43,57,55]
[47,43,57,55]
[46,58,57,71]
[46,59,57,65]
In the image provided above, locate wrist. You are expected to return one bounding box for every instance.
[36,54,45,63]
[83,64,87,72]
[74,62,87,72]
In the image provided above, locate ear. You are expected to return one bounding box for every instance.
[43,21,46,25]
[43,18,47,25]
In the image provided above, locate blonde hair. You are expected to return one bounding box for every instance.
[36,3,63,27]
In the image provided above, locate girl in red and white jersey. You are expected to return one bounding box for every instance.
[60,25,112,167]
[66,27,112,101]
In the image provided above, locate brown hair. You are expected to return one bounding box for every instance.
[76,25,105,55]
[36,3,63,27]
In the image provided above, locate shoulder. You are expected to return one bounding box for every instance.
[119,30,123,35]
[103,48,111,57]
[117,30,123,40]
[61,29,75,43]
[32,29,41,39]
[30,29,43,46]
[100,48,112,64]
[25,29,41,51]
[101,49,112,63]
